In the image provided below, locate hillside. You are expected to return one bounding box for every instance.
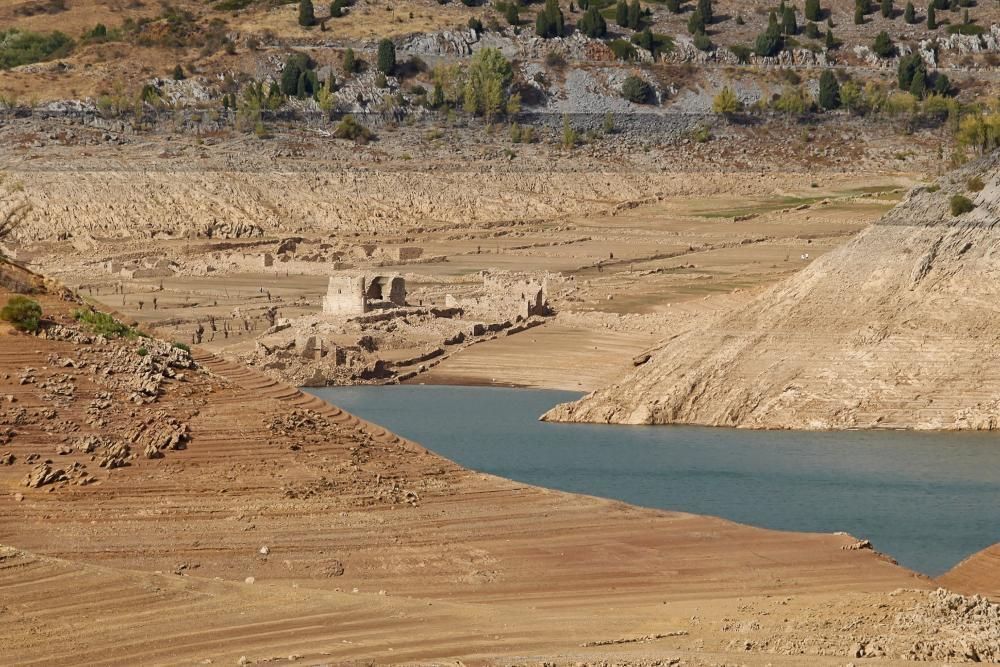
[544,151,1000,429]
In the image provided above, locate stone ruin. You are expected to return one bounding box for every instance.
[105,257,176,279]
[446,272,548,321]
[322,273,407,317]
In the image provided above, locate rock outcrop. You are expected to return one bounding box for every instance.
[545,152,1000,430]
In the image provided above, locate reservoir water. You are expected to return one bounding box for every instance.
[306,385,1000,577]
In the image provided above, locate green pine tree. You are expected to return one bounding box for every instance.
[755,10,784,56]
[881,0,893,18]
[697,0,713,24]
[805,0,821,21]
[782,6,797,35]
[377,39,396,74]
[615,0,628,26]
[627,0,641,29]
[505,2,519,25]
[904,2,915,23]
[298,0,316,26]
[688,7,705,34]
[927,3,936,28]
[818,69,840,109]
[910,67,927,98]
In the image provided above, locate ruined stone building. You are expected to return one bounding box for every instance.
[446,273,548,321]
[322,274,406,317]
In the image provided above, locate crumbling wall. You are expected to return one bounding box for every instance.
[323,276,367,316]
[447,272,548,321]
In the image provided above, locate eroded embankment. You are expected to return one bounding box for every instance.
[545,153,1000,430]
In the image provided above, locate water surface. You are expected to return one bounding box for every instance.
[307,385,1000,576]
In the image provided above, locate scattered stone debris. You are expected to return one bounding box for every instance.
[581,631,688,647]
[23,463,68,488]
[843,539,873,551]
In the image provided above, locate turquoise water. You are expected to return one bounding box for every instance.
[306,385,1000,576]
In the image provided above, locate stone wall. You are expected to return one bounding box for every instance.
[323,275,367,316]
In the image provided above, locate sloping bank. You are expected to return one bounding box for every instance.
[545,153,1000,430]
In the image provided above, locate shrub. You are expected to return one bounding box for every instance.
[621,75,652,104]
[693,31,712,51]
[947,22,984,36]
[872,31,895,58]
[773,86,811,114]
[712,86,739,114]
[137,347,148,356]
[545,50,566,68]
[333,114,374,142]
[690,124,711,142]
[967,176,985,192]
[1,296,41,333]
[950,194,974,216]
[73,308,139,338]
[0,29,74,69]
[81,23,111,44]
[608,39,637,61]
[468,17,483,32]
[173,342,191,353]
[630,29,674,58]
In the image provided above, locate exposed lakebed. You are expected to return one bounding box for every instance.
[307,385,1000,576]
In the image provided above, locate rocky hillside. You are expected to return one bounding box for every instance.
[545,151,1000,430]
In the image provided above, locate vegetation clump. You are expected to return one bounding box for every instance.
[536,0,566,37]
[1,296,41,333]
[621,75,653,104]
[0,29,73,69]
[950,194,974,216]
[712,86,740,115]
[333,114,374,142]
[967,176,985,192]
[73,308,142,338]
[755,11,783,57]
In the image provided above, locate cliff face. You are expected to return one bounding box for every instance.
[545,154,1000,430]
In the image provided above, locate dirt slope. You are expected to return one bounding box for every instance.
[545,153,1000,430]
[940,543,1000,600]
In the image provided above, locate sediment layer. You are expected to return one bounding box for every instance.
[545,154,1000,430]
